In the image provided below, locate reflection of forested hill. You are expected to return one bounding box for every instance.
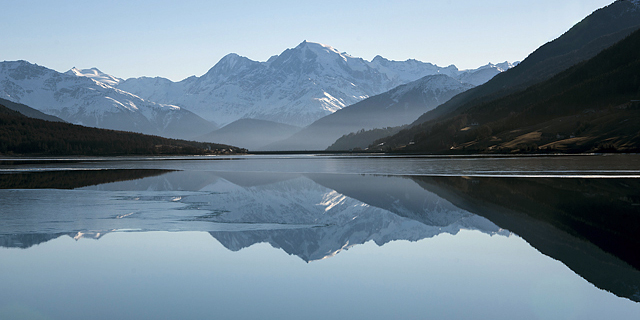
[0,169,174,189]
[411,176,640,302]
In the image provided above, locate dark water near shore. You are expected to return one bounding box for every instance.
[1,154,639,319]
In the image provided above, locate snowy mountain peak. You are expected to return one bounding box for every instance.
[202,53,260,80]
[66,67,122,87]
[269,40,367,73]
[475,61,519,72]
[296,41,344,57]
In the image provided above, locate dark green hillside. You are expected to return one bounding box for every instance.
[0,98,65,122]
[0,104,245,156]
[412,0,640,125]
[374,28,640,154]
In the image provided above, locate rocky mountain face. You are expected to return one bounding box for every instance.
[115,41,513,127]
[0,61,216,139]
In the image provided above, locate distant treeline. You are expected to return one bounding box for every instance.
[0,105,245,156]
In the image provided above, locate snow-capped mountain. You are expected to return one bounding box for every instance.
[0,61,216,139]
[66,67,123,87]
[115,41,515,127]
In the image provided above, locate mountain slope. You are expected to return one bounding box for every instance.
[411,0,640,125]
[196,118,301,151]
[0,97,64,122]
[0,61,216,139]
[265,74,473,151]
[0,103,243,155]
[116,41,512,127]
[376,27,640,153]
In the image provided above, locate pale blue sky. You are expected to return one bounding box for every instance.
[1,0,614,81]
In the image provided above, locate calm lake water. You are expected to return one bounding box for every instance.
[1,154,639,319]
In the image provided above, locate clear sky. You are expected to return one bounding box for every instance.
[1,0,615,81]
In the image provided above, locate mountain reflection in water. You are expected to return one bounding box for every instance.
[0,168,639,302]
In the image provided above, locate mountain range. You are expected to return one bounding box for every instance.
[115,41,513,128]
[0,42,512,148]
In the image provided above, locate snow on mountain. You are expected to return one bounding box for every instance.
[117,41,514,127]
[0,60,216,139]
[369,55,459,83]
[456,61,520,86]
[66,67,123,87]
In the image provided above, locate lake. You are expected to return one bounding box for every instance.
[1,154,639,319]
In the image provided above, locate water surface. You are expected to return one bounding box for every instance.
[1,154,639,319]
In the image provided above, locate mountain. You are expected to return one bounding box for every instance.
[264,74,474,151]
[0,61,216,139]
[373,26,640,153]
[116,41,513,127]
[409,0,640,126]
[0,97,64,122]
[373,0,640,152]
[196,118,301,151]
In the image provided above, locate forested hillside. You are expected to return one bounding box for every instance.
[0,104,245,156]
